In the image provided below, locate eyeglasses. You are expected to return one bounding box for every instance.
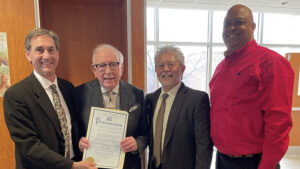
[94,62,120,72]
[156,62,178,70]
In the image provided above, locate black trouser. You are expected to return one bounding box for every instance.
[216,151,281,169]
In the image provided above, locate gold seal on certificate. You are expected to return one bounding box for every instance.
[86,157,94,162]
[83,107,128,169]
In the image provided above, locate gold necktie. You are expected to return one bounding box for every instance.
[153,93,169,167]
[50,84,70,158]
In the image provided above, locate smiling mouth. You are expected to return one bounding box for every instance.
[41,61,53,66]
[162,74,173,78]
[104,77,114,80]
[226,33,239,38]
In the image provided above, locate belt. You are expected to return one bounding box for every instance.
[219,151,262,158]
[227,154,255,158]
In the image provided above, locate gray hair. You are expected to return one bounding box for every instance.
[25,28,60,51]
[92,44,124,64]
[154,45,185,65]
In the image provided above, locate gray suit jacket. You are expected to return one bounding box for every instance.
[146,83,213,169]
[4,73,81,169]
[75,79,149,169]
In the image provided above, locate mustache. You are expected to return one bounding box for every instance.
[161,72,173,78]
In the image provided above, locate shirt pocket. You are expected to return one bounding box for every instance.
[229,65,259,100]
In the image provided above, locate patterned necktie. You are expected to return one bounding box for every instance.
[50,84,70,158]
[105,91,116,109]
[153,93,169,167]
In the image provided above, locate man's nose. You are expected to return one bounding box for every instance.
[229,24,237,30]
[43,50,52,58]
[104,65,113,73]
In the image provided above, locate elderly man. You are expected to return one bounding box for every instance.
[146,45,212,169]
[75,44,149,169]
[209,4,294,169]
[4,28,96,169]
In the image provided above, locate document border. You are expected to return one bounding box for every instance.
[83,107,128,169]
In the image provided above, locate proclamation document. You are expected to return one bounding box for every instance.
[83,107,128,169]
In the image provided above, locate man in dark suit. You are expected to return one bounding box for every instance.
[75,44,149,169]
[4,28,96,169]
[146,45,213,169]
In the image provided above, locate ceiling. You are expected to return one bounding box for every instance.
[147,0,300,14]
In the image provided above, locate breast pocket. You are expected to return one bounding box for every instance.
[229,66,259,100]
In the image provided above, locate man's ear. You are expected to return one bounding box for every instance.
[120,62,124,74]
[252,22,256,31]
[25,49,31,63]
[91,64,97,77]
[182,65,186,73]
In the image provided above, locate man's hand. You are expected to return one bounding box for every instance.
[120,136,138,153]
[72,160,96,169]
[79,137,90,152]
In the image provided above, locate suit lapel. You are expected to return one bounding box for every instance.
[58,79,72,115]
[149,89,161,148]
[163,84,187,150]
[119,81,130,111]
[29,73,63,139]
[150,89,161,120]
[91,79,104,108]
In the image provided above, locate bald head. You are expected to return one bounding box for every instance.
[222,4,256,55]
[227,5,254,24]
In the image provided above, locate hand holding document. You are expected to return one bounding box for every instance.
[83,107,128,169]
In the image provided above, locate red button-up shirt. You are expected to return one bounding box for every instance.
[209,40,294,169]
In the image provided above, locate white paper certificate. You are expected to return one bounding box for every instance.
[83,107,128,169]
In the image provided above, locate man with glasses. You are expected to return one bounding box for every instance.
[75,44,149,169]
[146,45,212,169]
[210,4,294,169]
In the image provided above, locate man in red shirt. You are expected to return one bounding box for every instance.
[209,4,294,169]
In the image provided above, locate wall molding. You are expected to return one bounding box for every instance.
[34,0,40,28]
[127,0,132,84]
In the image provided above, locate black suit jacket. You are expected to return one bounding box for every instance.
[75,79,149,169]
[4,73,81,169]
[146,83,213,169]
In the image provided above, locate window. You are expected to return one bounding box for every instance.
[146,7,300,94]
[212,11,226,43]
[147,45,156,93]
[264,13,300,44]
[159,8,208,42]
[147,8,155,41]
[211,46,226,77]
[267,47,300,57]
[180,45,207,91]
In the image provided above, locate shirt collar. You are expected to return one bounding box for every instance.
[225,40,257,62]
[160,82,182,98]
[34,70,58,90]
[101,83,119,94]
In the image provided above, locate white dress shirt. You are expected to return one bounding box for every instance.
[33,70,74,158]
[153,82,181,151]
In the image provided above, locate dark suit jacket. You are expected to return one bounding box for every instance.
[75,79,149,169]
[146,83,213,169]
[4,73,81,169]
